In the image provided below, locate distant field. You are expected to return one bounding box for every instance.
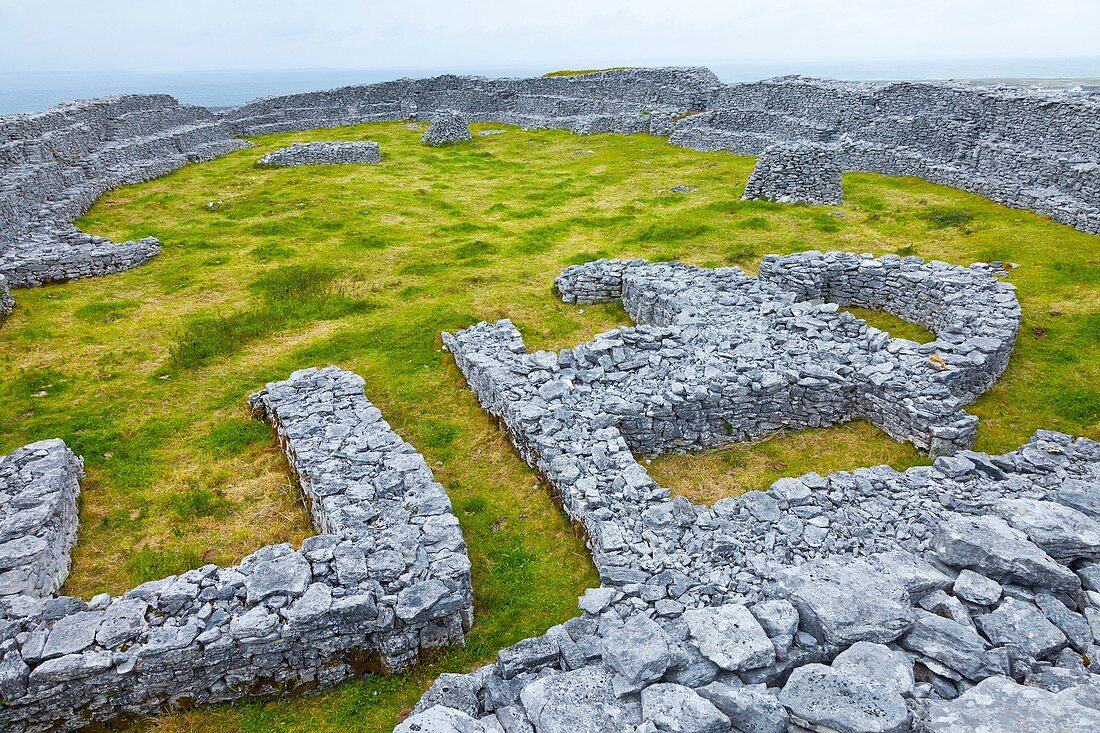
[1,121,1097,732]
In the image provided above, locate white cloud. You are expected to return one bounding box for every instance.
[1,0,1097,73]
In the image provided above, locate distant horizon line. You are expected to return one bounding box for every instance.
[3,55,1099,77]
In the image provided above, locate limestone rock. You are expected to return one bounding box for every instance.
[778,558,913,646]
[779,663,909,733]
[640,683,730,733]
[933,514,1079,592]
[924,676,1100,732]
[682,603,775,671]
[518,665,641,733]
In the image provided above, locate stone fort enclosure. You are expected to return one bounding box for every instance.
[0,66,1098,731]
[0,367,472,731]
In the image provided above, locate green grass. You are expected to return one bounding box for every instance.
[0,121,1097,732]
[543,67,630,77]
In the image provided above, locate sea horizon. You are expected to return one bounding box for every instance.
[0,57,1097,115]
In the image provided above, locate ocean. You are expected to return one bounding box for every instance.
[0,58,1097,115]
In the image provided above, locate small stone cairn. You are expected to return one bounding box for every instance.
[422,110,472,146]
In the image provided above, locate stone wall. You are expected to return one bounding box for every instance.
[0,440,83,599]
[257,141,381,166]
[219,67,721,137]
[0,367,472,732]
[742,141,843,204]
[0,274,12,321]
[0,94,252,288]
[550,252,1018,458]
[670,75,1100,234]
[426,279,1100,731]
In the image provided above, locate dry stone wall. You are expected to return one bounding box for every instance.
[0,440,83,599]
[549,252,1018,457]
[0,274,13,321]
[423,263,1100,733]
[257,141,381,166]
[0,94,251,288]
[742,141,843,204]
[670,75,1100,233]
[219,67,720,137]
[0,367,472,732]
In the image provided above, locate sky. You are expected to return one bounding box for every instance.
[2,0,1099,74]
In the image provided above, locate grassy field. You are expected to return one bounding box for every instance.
[0,120,1097,731]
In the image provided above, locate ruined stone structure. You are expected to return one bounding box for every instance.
[671,75,1100,234]
[0,95,251,289]
[416,253,1099,730]
[257,141,381,166]
[0,367,472,731]
[0,67,1098,730]
[221,68,1099,234]
[742,141,843,204]
[2,67,1096,301]
[421,109,472,146]
[551,252,1018,457]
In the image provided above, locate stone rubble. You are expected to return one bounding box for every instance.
[257,141,381,166]
[0,94,251,289]
[741,141,843,205]
[0,367,472,731]
[422,110,472,146]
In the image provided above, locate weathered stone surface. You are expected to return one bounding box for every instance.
[0,439,83,598]
[519,665,641,733]
[779,558,913,646]
[994,498,1100,562]
[258,141,381,166]
[640,683,730,733]
[682,604,774,671]
[696,683,788,733]
[742,141,842,205]
[951,569,1002,606]
[422,110,472,146]
[974,598,1067,659]
[924,675,1100,732]
[900,610,1007,681]
[779,663,909,733]
[832,642,914,695]
[933,514,1079,592]
[395,705,488,733]
[602,614,672,686]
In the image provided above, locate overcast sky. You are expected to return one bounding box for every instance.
[2,0,1098,74]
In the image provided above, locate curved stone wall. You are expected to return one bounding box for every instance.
[742,141,843,204]
[551,252,1018,457]
[219,67,719,137]
[1,67,1096,303]
[0,94,251,288]
[0,367,472,732]
[670,75,1100,234]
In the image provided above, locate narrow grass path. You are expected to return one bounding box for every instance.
[0,121,1096,731]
